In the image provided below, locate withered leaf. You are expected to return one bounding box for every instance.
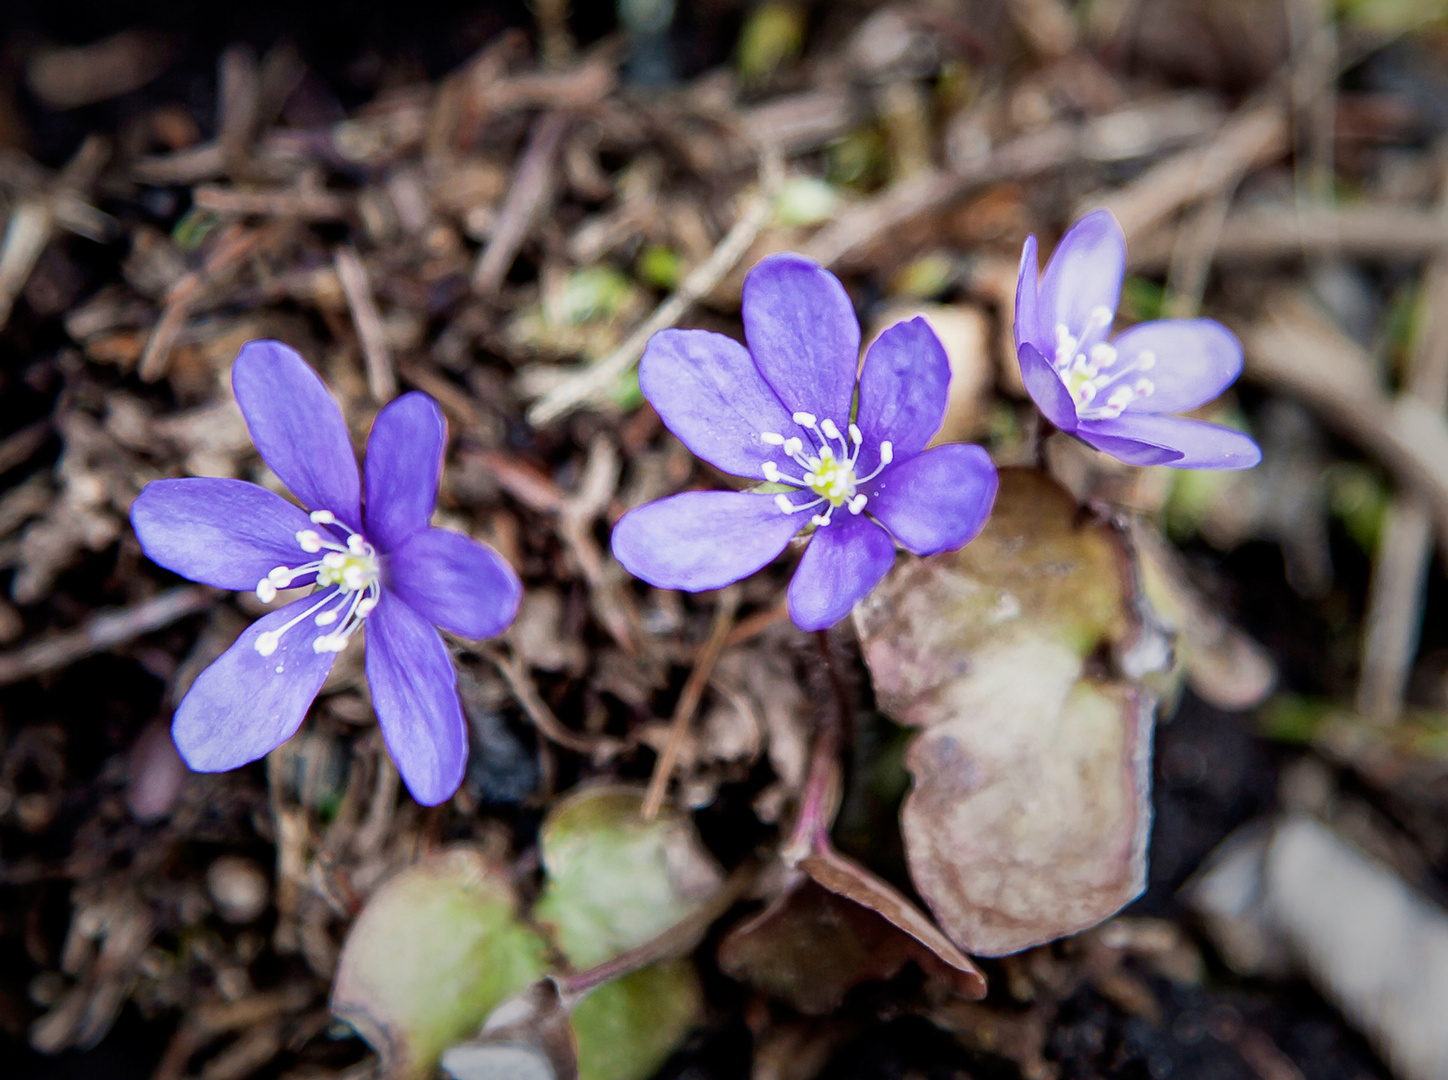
[856,468,1157,956]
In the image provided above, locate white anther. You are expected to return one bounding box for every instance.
[811,513,831,527]
[760,432,785,446]
[1106,387,1133,409]
[256,631,281,657]
[268,566,293,585]
[818,445,834,461]
[792,411,817,427]
[821,418,841,440]
[1077,383,1097,403]
[848,494,867,514]
[312,635,342,654]
[783,437,803,457]
[1090,343,1117,367]
[879,441,893,465]
[1136,350,1157,371]
[1134,378,1155,396]
[256,580,278,603]
[309,510,335,525]
[347,534,366,554]
[762,462,782,482]
[342,566,366,590]
[802,473,816,486]
[297,530,322,553]
[1088,305,1114,328]
[322,552,346,569]
[849,423,862,445]
[315,610,339,626]
[356,598,378,617]
[775,494,797,514]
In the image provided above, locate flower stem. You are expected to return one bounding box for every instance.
[783,630,852,863]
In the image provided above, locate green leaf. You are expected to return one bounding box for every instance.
[331,849,549,1079]
[534,785,724,969]
[571,962,703,1080]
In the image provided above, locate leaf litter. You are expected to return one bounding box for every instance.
[3,2,1448,1079]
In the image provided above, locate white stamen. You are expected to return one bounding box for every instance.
[849,423,862,445]
[1090,343,1117,367]
[879,441,893,465]
[782,437,803,457]
[821,418,841,440]
[792,411,816,427]
[761,432,785,445]
[811,512,831,527]
[762,462,781,482]
[251,507,382,661]
[775,493,798,514]
[1134,378,1154,396]
[848,494,867,514]
[1136,350,1156,371]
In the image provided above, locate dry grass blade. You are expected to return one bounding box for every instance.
[335,245,398,403]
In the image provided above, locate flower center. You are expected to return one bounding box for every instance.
[759,412,892,528]
[1052,308,1156,420]
[253,509,382,658]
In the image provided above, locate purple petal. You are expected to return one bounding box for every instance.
[742,254,859,426]
[131,478,319,591]
[1018,342,1079,433]
[364,392,445,552]
[866,444,998,556]
[1078,415,1261,470]
[855,317,950,472]
[1039,210,1126,345]
[386,528,521,640]
[639,329,807,480]
[232,340,362,529]
[787,514,896,631]
[172,595,338,772]
[365,591,467,806]
[1014,232,1047,351]
[1108,319,1243,415]
[611,491,801,592]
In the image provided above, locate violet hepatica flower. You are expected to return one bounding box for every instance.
[611,253,999,631]
[131,341,521,806]
[1016,209,1261,469]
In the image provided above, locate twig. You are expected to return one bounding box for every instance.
[192,185,351,221]
[721,600,789,648]
[139,221,286,381]
[0,202,52,329]
[0,586,213,686]
[334,245,397,403]
[527,145,781,425]
[1082,99,1287,243]
[641,587,740,821]
[1239,292,1448,550]
[1356,166,1448,724]
[483,644,623,759]
[472,111,569,296]
[1129,202,1448,270]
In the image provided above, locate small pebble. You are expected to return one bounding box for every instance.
[127,719,187,823]
[206,855,270,924]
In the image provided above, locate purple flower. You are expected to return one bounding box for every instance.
[130,341,521,806]
[611,253,999,631]
[1015,209,1261,469]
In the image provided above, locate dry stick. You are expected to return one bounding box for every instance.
[1240,292,1448,549]
[192,185,352,221]
[805,96,1219,272]
[138,221,284,381]
[1083,99,1287,244]
[484,644,623,759]
[334,245,398,403]
[527,148,781,425]
[782,631,850,863]
[640,587,740,821]
[1129,202,1448,270]
[472,111,569,296]
[0,586,213,686]
[1356,174,1448,724]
